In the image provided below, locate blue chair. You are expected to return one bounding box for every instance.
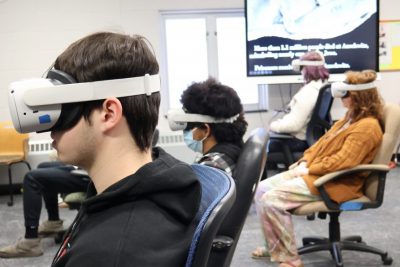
[185,164,236,267]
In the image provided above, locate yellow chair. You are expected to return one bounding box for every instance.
[0,121,31,206]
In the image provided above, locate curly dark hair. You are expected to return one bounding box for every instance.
[180,77,248,147]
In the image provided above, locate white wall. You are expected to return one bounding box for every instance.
[0,0,244,183]
[0,0,399,183]
[1,0,399,134]
[0,0,243,138]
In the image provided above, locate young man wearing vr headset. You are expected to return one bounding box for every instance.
[252,70,384,267]
[268,50,329,165]
[168,77,248,177]
[2,32,201,267]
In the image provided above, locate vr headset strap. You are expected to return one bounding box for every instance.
[24,74,160,106]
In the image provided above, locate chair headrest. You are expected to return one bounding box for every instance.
[372,103,400,164]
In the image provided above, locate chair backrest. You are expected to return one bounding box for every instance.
[305,83,334,146]
[185,164,236,267]
[0,121,29,159]
[267,84,334,167]
[364,103,400,201]
[206,128,269,267]
[152,128,159,146]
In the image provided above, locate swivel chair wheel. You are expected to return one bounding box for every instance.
[306,213,315,220]
[382,254,393,265]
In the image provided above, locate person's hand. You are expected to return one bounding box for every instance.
[289,162,309,178]
[297,161,307,169]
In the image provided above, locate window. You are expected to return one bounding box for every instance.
[160,9,267,112]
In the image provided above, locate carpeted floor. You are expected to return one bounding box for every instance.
[231,167,400,267]
[0,167,399,267]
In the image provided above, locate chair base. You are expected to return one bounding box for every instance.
[298,235,393,267]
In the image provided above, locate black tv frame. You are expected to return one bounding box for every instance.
[245,0,379,82]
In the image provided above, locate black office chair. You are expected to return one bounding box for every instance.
[206,128,269,267]
[185,164,236,267]
[267,83,334,171]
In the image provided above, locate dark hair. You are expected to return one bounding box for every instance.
[180,77,248,147]
[344,69,384,124]
[54,32,160,151]
[301,50,330,83]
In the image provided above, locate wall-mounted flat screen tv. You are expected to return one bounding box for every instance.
[245,0,379,83]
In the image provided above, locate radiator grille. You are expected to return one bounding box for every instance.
[29,140,54,153]
[158,132,184,146]
[28,132,184,152]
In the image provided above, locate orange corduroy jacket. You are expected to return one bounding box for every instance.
[301,117,383,203]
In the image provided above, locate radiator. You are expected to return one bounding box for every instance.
[26,132,196,163]
[156,132,197,164]
[29,140,54,154]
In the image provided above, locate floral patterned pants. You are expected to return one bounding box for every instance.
[255,171,321,262]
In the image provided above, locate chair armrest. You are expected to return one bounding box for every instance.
[70,169,89,176]
[212,235,234,251]
[313,164,390,188]
[313,164,390,210]
[269,132,294,139]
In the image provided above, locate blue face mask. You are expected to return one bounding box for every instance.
[183,129,205,153]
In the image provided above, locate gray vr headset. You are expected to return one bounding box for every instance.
[8,69,161,133]
[167,109,239,131]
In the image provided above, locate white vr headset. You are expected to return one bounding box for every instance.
[291,59,325,72]
[331,81,376,98]
[167,109,239,131]
[8,70,161,133]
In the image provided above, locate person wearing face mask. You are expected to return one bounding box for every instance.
[180,77,248,177]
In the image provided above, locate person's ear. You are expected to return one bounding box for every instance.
[99,97,123,132]
[193,124,210,140]
[203,123,211,139]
